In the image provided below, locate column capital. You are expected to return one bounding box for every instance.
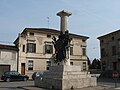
[57,10,72,17]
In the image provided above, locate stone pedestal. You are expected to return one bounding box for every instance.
[35,65,97,90]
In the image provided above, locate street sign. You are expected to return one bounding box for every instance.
[112,71,119,78]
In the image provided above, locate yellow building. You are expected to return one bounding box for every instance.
[98,30,120,71]
[14,28,89,78]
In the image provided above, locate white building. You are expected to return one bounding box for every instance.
[0,44,18,77]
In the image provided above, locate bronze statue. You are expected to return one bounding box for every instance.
[52,31,71,63]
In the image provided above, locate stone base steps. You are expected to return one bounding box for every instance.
[35,65,97,90]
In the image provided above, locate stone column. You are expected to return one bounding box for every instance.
[57,10,72,34]
[57,10,72,65]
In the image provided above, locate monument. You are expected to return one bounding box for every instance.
[52,10,71,66]
[35,10,97,90]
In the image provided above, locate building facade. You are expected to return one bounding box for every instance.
[0,44,18,77]
[98,30,120,71]
[14,28,89,78]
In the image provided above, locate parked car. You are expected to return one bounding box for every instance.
[1,71,29,82]
[32,71,43,80]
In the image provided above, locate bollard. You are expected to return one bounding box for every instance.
[114,78,117,88]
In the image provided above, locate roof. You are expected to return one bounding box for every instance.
[22,28,89,38]
[14,28,89,44]
[97,29,120,39]
[0,44,18,51]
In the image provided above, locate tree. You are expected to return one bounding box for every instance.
[89,58,101,69]
[87,57,91,65]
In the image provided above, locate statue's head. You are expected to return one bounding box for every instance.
[65,30,69,34]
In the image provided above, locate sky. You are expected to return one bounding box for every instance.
[0,0,120,60]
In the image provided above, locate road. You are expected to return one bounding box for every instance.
[0,80,34,90]
[98,78,120,87]
[0,78,120,90]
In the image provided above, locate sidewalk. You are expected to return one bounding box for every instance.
[18,86,47,90]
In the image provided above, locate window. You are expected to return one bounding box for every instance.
[30,32,34,36]
[14,71,20,75]
[101,40,104,43]
[27,43,36,53]
[70,62,73,65]
[113,62,117,70]
[46,61,51,70]
[112,46,116,56]
[28,60,33,70]
[5,72,10,75]
[82,39,86,42]
[70,47,73,55]
[82,48,86,56]
[119,39,120,47]
[111,36,114,40]
[118,40,120,56]
[101,48,106,58]
[119,48,120,56]
[22,45,25,52]
[45,45,53,54]
[47,34,51,38]
[83,62,86,71]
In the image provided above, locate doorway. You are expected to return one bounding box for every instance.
[0,65,10,77]
[21,63,25,74]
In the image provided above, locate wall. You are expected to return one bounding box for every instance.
[0,50,17,71]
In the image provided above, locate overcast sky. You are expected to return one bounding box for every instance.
[0,0,120,60]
